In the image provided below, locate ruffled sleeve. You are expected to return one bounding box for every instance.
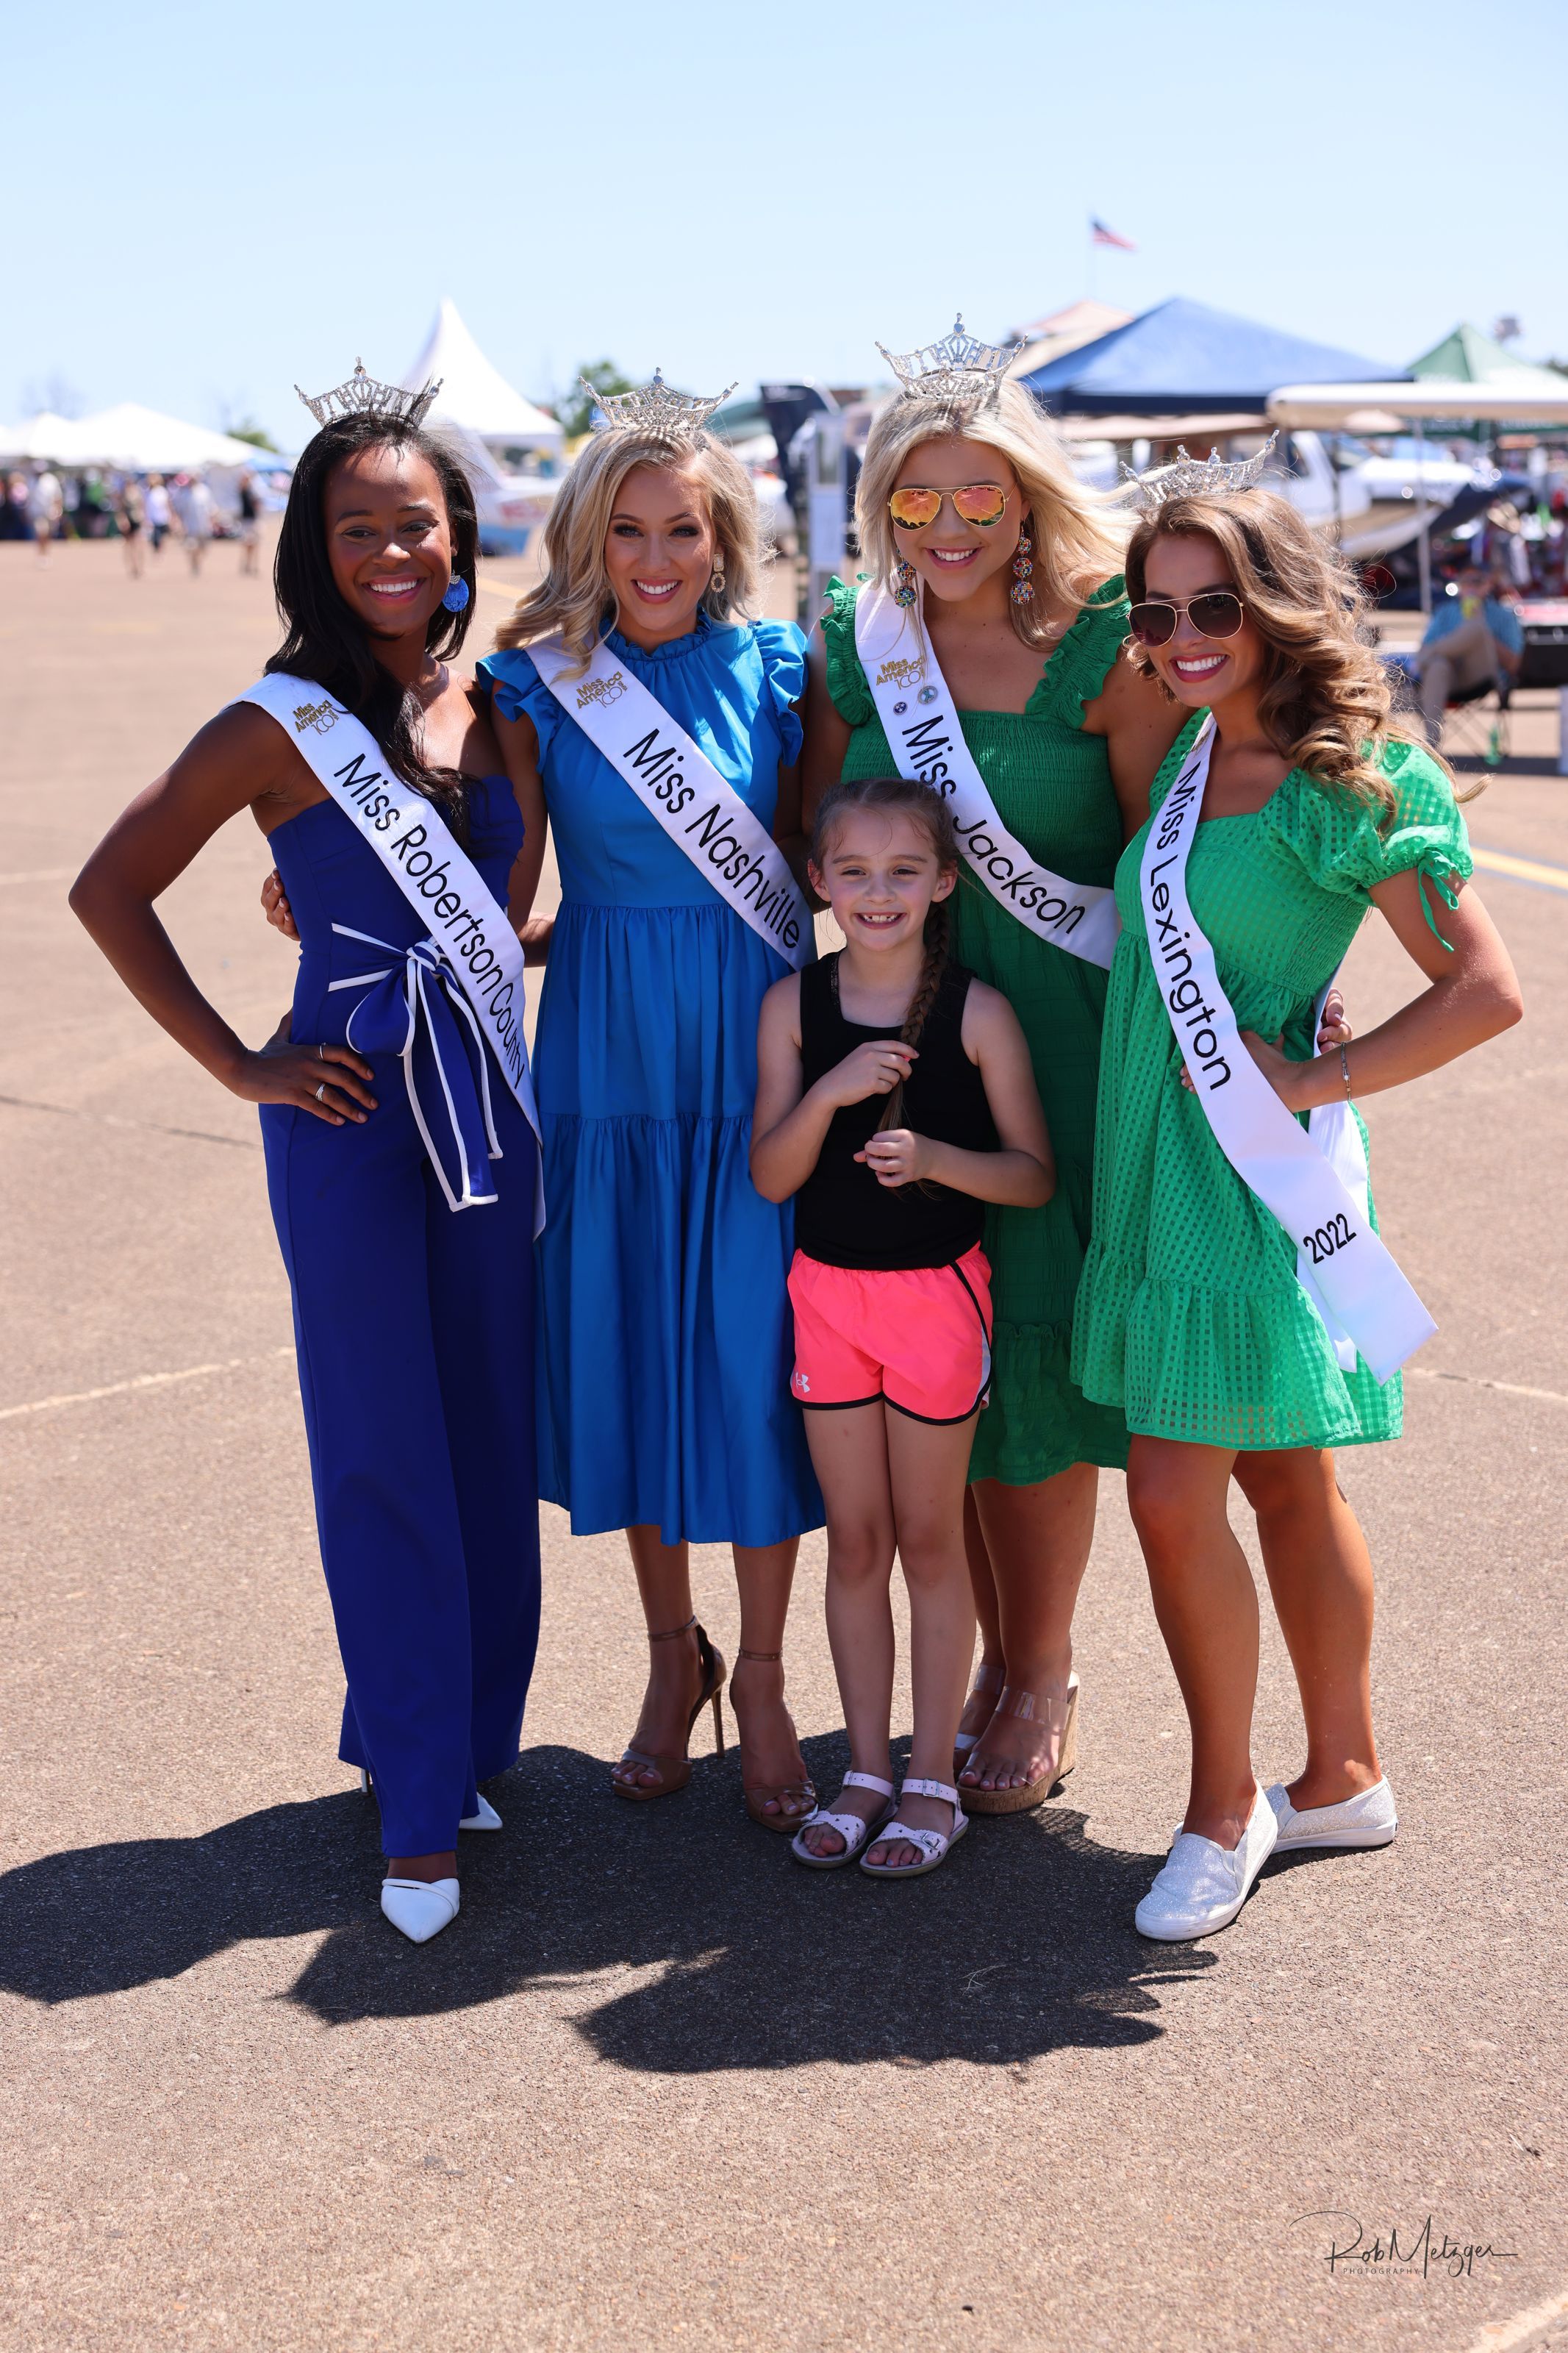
[817,574,875,728]
[751,617,807,766]
[476,646,562,765]
[1273,738,1475,946]
[1028,574,1130,730]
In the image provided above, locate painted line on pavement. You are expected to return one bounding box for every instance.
[1471,845,1568,896]
[0,1346,295,1423]
[0,867,75,887]
[1408,1366,1568,1409]
[478,568,528,605]
[1456,2282,1568,2352]
[0,1091,260,1151]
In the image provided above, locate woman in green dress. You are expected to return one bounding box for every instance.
[802,350,1183,1808]
[1073,482,1522,1941]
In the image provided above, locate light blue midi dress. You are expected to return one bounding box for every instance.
[481,616,822,1547]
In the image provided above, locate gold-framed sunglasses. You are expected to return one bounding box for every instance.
[888,483,1011,530]
[1128,590,1247,647]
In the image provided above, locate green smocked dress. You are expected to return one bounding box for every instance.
[1072,715,1472,1452]
[821,573,1131,1485]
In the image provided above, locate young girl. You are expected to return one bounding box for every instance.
[1072,475,1522,1940]
[751,776,1054,1876]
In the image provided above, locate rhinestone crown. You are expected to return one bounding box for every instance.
[1120,432,1281,510]
[582,368,738,440]
[876,315,1025,404]
[296,360,443,432]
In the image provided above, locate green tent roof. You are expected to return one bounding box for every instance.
[1410,322,1567,393]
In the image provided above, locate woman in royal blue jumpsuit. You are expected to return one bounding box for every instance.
[72,397,540,1943]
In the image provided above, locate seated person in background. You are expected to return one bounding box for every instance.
[1416,562,1523,744]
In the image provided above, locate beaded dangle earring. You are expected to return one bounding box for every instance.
[1009,529,1034,608]
[893,558,918,608]
[709,555,725,603]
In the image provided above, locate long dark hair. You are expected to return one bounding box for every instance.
[267,414,479,832]
[810,774,959,1136]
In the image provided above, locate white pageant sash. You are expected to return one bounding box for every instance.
[1298,976,1366,1373]
[854,580,1120,969]
[237,673,543,1225]
[526,632,811,970]
[1140,716,1433,1385]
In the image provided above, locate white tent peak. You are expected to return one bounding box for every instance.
[402,299,562,451]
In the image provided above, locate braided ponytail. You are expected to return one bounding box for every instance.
[810,773,960,1151]
[877,895,949,1135]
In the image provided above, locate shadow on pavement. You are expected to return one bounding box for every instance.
[0,1735,1214,2067]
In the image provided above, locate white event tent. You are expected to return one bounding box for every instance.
[401,299,564,465]
[0,404,281,471]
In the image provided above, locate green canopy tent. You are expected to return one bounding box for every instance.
[1408,324,1568,438]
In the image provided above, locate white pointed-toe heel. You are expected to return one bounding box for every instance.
[381,1877,460,1943]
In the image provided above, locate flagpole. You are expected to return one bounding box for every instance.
[1086,215,1097,302]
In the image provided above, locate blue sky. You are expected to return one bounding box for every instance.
[7,0,1566,445]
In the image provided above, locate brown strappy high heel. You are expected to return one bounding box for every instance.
[961,1674,1080,1815]
[731,1648,817,1833]
[612,1615,726,1802]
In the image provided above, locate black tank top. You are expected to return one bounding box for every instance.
[794,952,999,1271]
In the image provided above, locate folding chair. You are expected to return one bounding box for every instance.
[1442,675,1512,769]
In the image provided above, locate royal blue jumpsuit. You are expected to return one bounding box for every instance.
[259,774,540,1857]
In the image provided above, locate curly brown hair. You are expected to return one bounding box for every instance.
[1124,487,1460,822]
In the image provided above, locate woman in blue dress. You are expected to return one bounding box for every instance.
[479,374,823,1828]
[72,385,542,1943]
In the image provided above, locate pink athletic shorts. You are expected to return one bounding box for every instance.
[787,1246,992,1426]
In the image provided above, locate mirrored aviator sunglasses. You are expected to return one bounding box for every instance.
[1128,590,1246,648]
[888,484,1010,529]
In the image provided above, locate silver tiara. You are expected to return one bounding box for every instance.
[581,368,737,440]
[876,314,1025,403]
[1120,432,1280,510]
[296,360,442,431]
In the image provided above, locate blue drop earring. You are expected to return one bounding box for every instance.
[892,558,917,609]
[441,576,471,613]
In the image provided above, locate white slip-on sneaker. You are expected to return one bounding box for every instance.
[459,1794,503,1832]
[1266,1777,1396,1851]
[1135,1788,1278,1941]
[380,1877,460,1944]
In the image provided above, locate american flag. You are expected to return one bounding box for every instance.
[1090,217,1136,251]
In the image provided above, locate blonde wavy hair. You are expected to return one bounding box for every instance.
[855,376,1128,646]
[493,427,769,673]
[1125,487,1461,818]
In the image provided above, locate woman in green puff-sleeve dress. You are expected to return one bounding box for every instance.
[1075,485,1520,1945]
[802,365,1184,1813]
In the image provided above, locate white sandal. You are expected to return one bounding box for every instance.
[790,1771,895,1868]
[859,1778,969,1879]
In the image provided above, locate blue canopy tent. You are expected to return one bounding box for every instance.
[1020,297,1406,417]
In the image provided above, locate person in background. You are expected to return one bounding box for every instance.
[179,473,214,575]
[3,471,30,540]
[117,476,146,579]
[237,470,262,576]
[144,473,173,555]
[29,464,63,564]
[1415,560,1522,746]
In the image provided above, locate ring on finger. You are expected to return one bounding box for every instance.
[314,1082,327,1101]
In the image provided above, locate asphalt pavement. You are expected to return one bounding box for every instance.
[1,537,1564,2353]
